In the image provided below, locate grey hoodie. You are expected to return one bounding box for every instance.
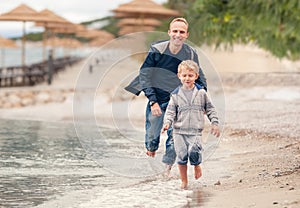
[164,83,219,135]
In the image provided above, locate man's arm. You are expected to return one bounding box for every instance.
[139,47,160,102]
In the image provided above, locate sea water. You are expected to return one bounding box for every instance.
[0,118,226,208]
[0,46,91,68]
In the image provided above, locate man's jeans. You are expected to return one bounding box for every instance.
[145,101,176,165]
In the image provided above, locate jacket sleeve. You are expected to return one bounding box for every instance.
[163,95,177,126]
[192,49,207,91]
[204,92,219,125]
[139,46,160,102]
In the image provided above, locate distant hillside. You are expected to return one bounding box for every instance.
[80,16,119,37]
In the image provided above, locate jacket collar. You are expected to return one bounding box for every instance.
[152,40,191,55]
[173,83,203,95]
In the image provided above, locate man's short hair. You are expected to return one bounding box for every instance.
[170,17,189,28]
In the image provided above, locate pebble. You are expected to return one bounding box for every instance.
[214,180,221,185]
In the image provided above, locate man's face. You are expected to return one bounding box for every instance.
[168,21,189,47]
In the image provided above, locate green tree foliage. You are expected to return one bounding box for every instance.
[99,17,120,37]
[185,0,300,60]
[14,32,43,42]
[166,0,196,14]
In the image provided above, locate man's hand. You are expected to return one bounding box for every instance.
[151,103,162,116]
[211,124,220,137]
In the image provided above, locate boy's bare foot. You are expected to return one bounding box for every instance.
[146,150,155,157]
[194,165,202,179]
[180,182,188,190]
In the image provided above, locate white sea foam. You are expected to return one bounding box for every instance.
[265,88,300,101]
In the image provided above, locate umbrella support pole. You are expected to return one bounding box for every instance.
[22,21,26,66]
[47,49,53,85]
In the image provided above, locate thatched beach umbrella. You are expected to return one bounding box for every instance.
[117,18,161,27]
[112,0,180,18]
[35,9,75,60]
[36,9,75,32]
[88,35,115,47]
[117,18,161,35]
[76,29,114,40]
[0,4,66,66]
[0,36,17,48]
[46,37,82,48]
[76,29,115,46]
[45,37,83,57]
[118,25,156,35]
[37,23,85,36]
[113,0,179,35]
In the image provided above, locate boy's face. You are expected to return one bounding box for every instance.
[168,21,189,47]
[178,68,198,90]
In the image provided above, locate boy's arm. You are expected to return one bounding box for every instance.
[162,95,177,133]
[210,124,220,137]
[193,50,207,91]
[203,92,220,137]
[204,92,219,126]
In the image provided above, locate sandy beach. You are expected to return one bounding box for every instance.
[0,43,299,207]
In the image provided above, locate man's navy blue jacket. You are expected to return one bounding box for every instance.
[125,40,207,104]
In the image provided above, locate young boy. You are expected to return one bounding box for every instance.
[162,60,220,189]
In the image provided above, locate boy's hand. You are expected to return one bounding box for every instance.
[161,124,170,134]
[211,125,220,137]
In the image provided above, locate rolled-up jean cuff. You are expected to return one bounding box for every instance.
[146,147,157,152]
[177,161,188,165]
[190,162,201,166]
[162,154,176,165]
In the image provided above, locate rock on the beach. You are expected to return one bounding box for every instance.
[50,92,66,103]
[21,97,34,106]
[0,89,72,108]
[18,91,35,99]
[7,94,21,106]
[36,92,51,104]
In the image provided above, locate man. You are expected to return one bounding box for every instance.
[125,17,207,173]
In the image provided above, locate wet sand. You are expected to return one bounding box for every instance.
[0,44,299,207]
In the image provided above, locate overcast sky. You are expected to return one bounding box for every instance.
[0,0,167,38]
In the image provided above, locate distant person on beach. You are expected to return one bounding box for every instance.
[125,17,207,174]
[162,60,220,189]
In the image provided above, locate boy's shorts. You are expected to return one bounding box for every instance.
[173,134,202,166]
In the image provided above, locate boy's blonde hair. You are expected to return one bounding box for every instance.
[178,60,199,75]
[170,17,189,29]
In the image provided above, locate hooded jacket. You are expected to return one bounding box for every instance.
[124,40,207,104]
[164,83,219,135]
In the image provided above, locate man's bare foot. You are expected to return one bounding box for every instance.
[164,164,174,178]
[180,182,188,189]
[164,164,171,176]
[194,165,202,179]
[146,150,155,157]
